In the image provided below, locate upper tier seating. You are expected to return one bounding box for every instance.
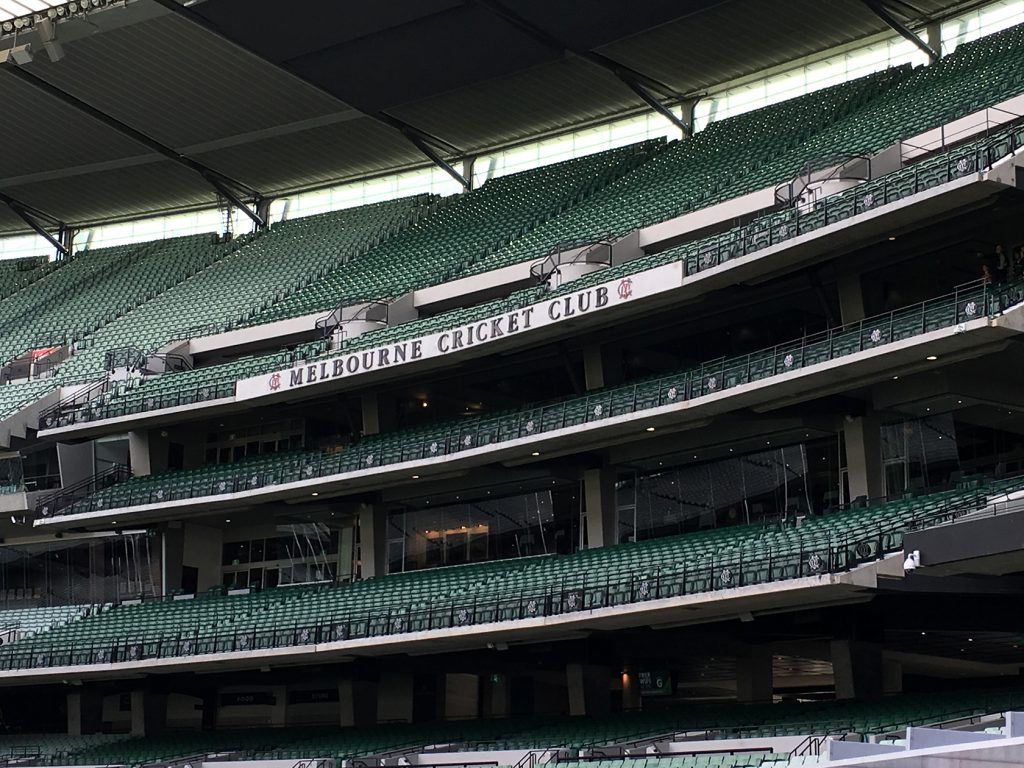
[47,277,1016,517]
[54,20,1024,430]
[250,140,662,324]
[11,474,1022,671]
[466,22,1024,277]
[0,234,236,369]
[0,255,56,302]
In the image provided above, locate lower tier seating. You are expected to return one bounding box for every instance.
[6,686,1023,764]
[9,475,1023,671]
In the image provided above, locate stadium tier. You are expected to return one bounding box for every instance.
[37,276,1016,519]
[3,687,1023,764]
[7,473,1020,671]
[6,2,1024,757]
[41,83,1024,428]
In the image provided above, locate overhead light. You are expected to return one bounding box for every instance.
[531,451,540,456]
[421,401,429,408]
[0,44,34,66]
[645,426,656,432]
[926,355,938,361]
[225,519,231,523]
[892,375,899,380]
[888,236,896,241]
[411,474,419,479]
[311,492,319,497]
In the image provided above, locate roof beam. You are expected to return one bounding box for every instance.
[0,190,68,257]
[863,0,940,61]
[0,60,266,228]
[472,0,691,136]
[149,0,469,188]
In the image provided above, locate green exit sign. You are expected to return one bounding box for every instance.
[638,668,672,696]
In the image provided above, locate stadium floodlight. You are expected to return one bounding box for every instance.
[0,42,33,65]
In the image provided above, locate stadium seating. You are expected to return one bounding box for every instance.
[4,686,1023,764]
[45,277,1011,516]
[250,140,662,324]
[10,474,1021,670]
[56,105,1024,429]
[469,21,1024,277]
[0,604,97,637]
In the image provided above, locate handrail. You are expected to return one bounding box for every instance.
[3,478,1008,670]
[38,375,111,430]
[41,276,1018,522]
[774,153,872,206]
[42,121,1024,430]
[33,463,129,518]
[530,239,614,285]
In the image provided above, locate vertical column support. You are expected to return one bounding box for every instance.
[583,465,616,549]
[358,503,388,579]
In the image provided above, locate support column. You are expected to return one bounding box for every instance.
[161,524,185,596]
[837,270,866,324]
[358,503,387,579]
[583,345,605,390]
[566,663,610,717]
[443,673,480,719]
[583,466,616,549]
[338,678,377,727]
[481,672,510,718]
[130,690,167,737]
[843,413,884,501]
[200,689,218,731]
[831,640,884,700]
[67,690,103,736]
[128,429,150,474]
[736,646,774,704]
[621,666,642,711]
[337,521,356,583]
[883,659,903,695]
[361,393,380,436]
[376,670,413,723]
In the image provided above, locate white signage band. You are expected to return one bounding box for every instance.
[236,262,683,402]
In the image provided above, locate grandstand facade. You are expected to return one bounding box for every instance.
[2,2,1024,768]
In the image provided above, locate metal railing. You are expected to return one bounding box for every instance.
[41,277,1018,520]
[36,121,1024,430]
[0,514,967,671]
[530,239,614,285]
[33,463,129,518]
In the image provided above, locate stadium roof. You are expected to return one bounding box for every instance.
[0,0,981,235]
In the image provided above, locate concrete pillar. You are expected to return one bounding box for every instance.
[736,646,774,704]
[443,673,479,719]
[269,685,287,726]
[67,690,103,736]
[338,678,377,727]
[377,670,413,723]
[566,663,610,717]
[481,673,510,718]
[831,640,884,700]
[128,430,151,476]
[583,345,605,390]
[361,392,380,436]
[837,271,866,324]
[337,521,356,583]
[182,523,224,593]
[130,690,167,737]
[883,659,903,695]
[621,667,642,711]
[843,413,884,501]
[200,689,218,731]
[161,524,185,596]
[359,503,388,579]
[583,466,616,549]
